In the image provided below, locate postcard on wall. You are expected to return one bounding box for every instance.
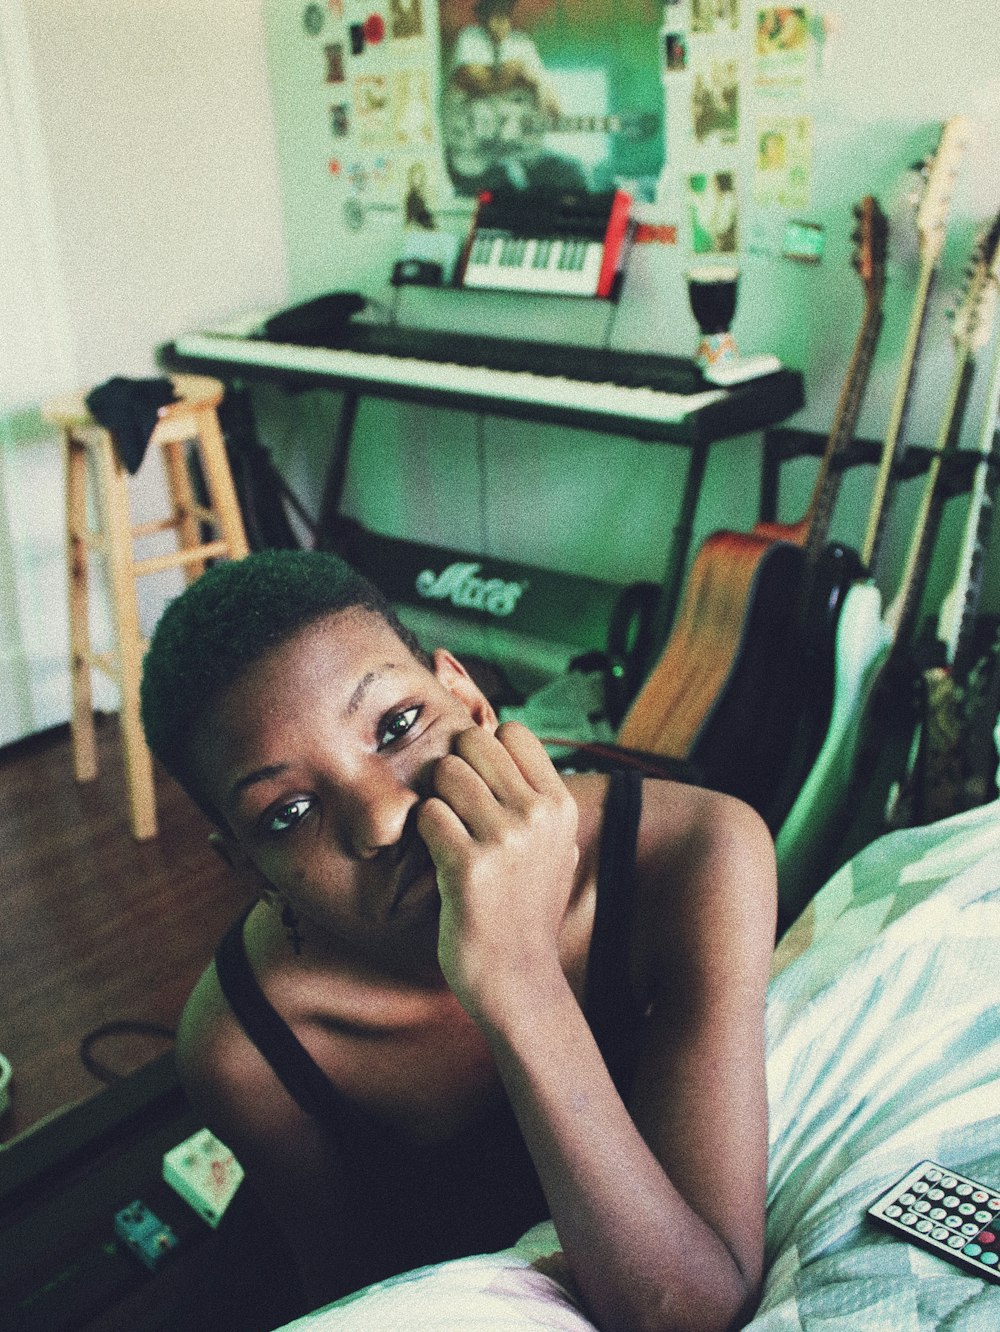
[691,54,739,145]
[352,73,392,146]
[753,112,812,207]
[754,7,809,94]
[436,0,666,200]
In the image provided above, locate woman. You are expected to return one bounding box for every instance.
[140,550,775,1332]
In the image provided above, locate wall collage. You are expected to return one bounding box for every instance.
[294,0,823,270]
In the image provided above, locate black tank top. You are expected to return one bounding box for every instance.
[213,768,646,1259]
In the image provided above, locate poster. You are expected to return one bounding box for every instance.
[753,112,811,208]
[754,6,809,95]
[436,0,665,199]
[687,170,738,253]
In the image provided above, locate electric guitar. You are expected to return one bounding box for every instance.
[824,208,1000,881]
[616,197,888,817]
[772,117,971,919]
[903,230,1000,825]
[442,86,659,181]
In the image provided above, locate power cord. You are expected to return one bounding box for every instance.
[79,1020,176,1084]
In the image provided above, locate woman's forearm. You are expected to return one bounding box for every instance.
[479,969,755,1332]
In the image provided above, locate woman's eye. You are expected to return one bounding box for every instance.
[265,796,312,834]
[377,705,422,749]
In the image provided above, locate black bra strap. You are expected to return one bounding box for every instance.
[585,769,645,1091]
[214,907,371,1135]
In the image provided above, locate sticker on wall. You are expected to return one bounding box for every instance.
[352,73,391,144]
[391,68,435,147]
[753,112,812,208]
[328,0,345,17]
[325,42,346,82]
[330,102,351,137]
[350,12,387,56]
[754,7,809,95]
[303,2,326,36]
[664,33,688,73]
[688,170,738,253]
[390,0,424,39]
[690,0,739,36]
[692,55,739,145]
[403,160,437,229]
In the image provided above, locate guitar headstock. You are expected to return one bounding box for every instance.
[852,195,889,304]
[915,115,971,265]
[952,209,1000,354]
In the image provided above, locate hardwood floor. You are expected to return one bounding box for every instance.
[0,714,253,1145]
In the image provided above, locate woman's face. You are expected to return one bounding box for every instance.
[188,610,495,954]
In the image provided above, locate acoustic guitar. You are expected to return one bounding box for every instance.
[772,117,970,917]
[616,197,888,816]
[824,208,1000,881]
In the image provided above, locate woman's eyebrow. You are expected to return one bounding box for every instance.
[345,662,401,715]
[230,763,289,800]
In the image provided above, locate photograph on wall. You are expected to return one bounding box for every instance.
[691,54,739,145]
[436,0,665,199]
[690,0,739,35]
[687,170,738,252]
[753,111,811,207]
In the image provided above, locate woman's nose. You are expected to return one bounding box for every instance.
[343,763,421,859]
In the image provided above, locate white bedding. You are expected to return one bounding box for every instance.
[278,799,1000,1331]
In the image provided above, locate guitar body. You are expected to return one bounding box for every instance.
[617,529,790,761]
[619,534,808,814]
[774,578,892,919]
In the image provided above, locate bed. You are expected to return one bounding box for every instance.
[275,783,1000,1331]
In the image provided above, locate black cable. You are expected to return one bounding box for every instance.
[79,1020,176,1084]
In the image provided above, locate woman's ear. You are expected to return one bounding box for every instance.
[208,831,275,902]
[432,648,499,730]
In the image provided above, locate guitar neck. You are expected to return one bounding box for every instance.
[938,322,1000,675]
[802,297,884,567]
[883,347,978,653]
[861,256,938,573]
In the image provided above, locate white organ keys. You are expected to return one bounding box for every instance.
[463,229,606,296]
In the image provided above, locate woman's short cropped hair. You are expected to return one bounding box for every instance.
[140,548,429,793]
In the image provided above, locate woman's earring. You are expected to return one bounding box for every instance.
[281,903,304,956]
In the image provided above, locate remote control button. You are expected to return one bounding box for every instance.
[956,1183,973,1197]
[913,1200,931,1213]
[902,1212,919,1226]
[979,1231,996,1244]
[900,1192,916,1206]
[989,1198,1000,1211]
[962,1223,980,1236]
[928,1188,945,1201]
[916,1220,934,1234]
[946,1216,963,1228]
[972,1191,989,1203]
[885,1205,902,1218]
[925,1168,942,1182]
[929,1208,947,1221]
[948,1235,966,1249]
[981,1252,999,1266]
[964,1243,982,1257]
[932,1227,950,1241]
[974,1211,992,1224]
[944,1195,959,1209]
[942,1176,958,1190]
[912,1181,930,1194]
[959,1203,976,1216]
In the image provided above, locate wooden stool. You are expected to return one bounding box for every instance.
[45,374,250,840]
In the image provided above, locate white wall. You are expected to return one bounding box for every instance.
[0,0,288,745]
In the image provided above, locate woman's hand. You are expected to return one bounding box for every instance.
[415,721,579,1024]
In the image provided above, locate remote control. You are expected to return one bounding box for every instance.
[868,1160,1000,1284]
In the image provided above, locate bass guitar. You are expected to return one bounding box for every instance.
[616,197,888,817]
[772,116,970,919]
[828,207,1000,878]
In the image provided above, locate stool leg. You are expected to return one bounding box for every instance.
[94,435,158,841]
[193,406,250,560]
[65,429,97,782]
[160,435,208,582]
